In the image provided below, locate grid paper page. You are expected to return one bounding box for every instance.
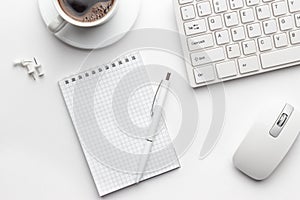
[59,52,180,196]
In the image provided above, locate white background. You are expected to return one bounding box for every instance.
[1,0,300,199]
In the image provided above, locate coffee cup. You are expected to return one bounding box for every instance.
[48,0,118,33]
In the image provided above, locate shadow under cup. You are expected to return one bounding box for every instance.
[57,0,115,23]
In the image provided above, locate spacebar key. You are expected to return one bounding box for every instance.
[260,46,300,69]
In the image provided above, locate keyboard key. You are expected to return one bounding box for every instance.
[274,33,288,48]
[213,0,228,13]
[193,66,215,83]
[191,47,225,66]
[279,16,294,31]
[258,37,273,51]
[216,61,238,78]
[231,26,246,41]
[247,23,262,38]
[272,1,288,16]
[240,8,255,23]
[187,34,214,51]
[184,20,207,35]
[197,2,212,16]
[263,19,278,35]
[224,12,239,27]
[215,30,230,45]
[290,30,300,44]
[260,45,300,68]
[181,5,196,20]
[174,0,300,87]
[179,0,193,5]
[242,40,257,55]
[295,14,300,27]
[229,0,244,10]
[256,5,271,20]
[238,56,260,74]
[287,0,300,13]
[246,0,259,6]
[208,15,223,30]
[226,44,241,58]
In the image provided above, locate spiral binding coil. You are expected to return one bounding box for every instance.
[64,55,137,85]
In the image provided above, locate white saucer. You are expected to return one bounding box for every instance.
[38,0,141,49]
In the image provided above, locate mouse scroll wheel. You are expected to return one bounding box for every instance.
[277,113,288,127]
[270,104,294,138]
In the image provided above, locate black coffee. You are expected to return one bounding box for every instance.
[58,0,115,22]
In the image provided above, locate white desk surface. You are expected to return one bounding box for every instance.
[1,0,300,199]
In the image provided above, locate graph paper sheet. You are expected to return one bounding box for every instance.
[59,52,180,196]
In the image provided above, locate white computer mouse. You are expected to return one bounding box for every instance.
[233,103,300,180]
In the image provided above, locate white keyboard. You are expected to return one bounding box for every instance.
[174,0,300,87]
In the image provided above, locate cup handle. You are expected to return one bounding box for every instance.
[48,15,67,33]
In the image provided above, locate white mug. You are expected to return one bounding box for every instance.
[48,0,119,33]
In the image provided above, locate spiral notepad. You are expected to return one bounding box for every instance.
[59,52,180,197]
